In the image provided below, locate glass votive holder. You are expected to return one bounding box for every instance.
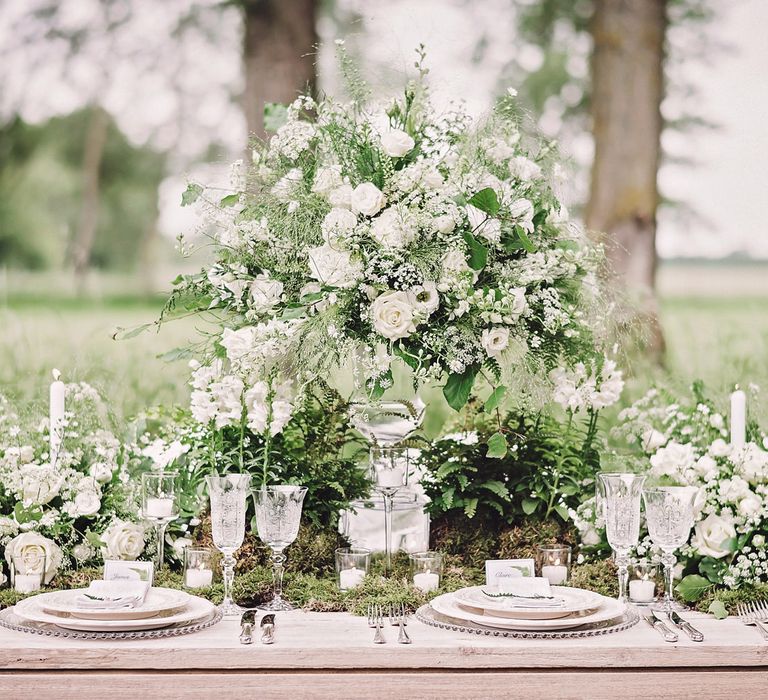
[11,552,46,594]
[335,547,371,591]
[183,547,215,589]
[410,551,443,592]
[628,561,658,605]
[536,544,572,585]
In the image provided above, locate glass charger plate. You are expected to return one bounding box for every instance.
[0,605,223,641]
[415,602,639,639]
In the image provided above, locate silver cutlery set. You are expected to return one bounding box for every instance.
[644,610,704,643]
[239,611,276,645]
[737,601,768,640]
[367,603,412,644]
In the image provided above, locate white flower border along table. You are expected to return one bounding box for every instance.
[0,610,766,699]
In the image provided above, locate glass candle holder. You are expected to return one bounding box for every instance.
[536,544,572,585]
[335,547,371,591]
[183,547,215,590]
[628,561,658,605]
[11,552,47,594]
[410,551,443,593]
[141,471,179,571]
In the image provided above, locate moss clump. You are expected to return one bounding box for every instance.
[430,515,497,562]
[496,520,577,561]
[694,583,768,615]
[569,560,618,598]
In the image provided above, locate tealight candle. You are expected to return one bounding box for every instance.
[629,578,656,603]
[184,568,213,589]
[144,497,174,518]
[413,570,440,593]
[541,564,568,585]
[14,573,42,594]
[339,567,365,591]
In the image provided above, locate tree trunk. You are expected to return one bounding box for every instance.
[242,0,317,146]
[587,0,667,360]
[71,105,109,291]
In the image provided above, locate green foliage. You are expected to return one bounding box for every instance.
[675,574,715,602]
[442,366,479,411]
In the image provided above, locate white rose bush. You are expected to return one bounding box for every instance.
[168,45,613,464]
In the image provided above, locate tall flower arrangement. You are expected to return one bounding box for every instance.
[168,46,613,459]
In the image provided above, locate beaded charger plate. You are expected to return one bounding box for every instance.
[0,605,223,641]
[415,603,639,639]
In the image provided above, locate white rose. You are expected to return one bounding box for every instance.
[380,128,415,157]
[308,245,362,288]
[466,204,501,243]
[20,464,64,507]
[409,282,440,315]
[101,519,146,561]
[753,534,766,547]
[432,214,455,234]
[322,207,358,246]
[249,274,284,312]
[72,542,95,563]
[691,513,736,559]
[649,441,697,479]
[72,488,102,517]
[369,206,417,249]
[693,454,717,477]
[312,165,343,195]
[89,461,113,483]
[350,182,386,217]
[5,532,63,584]
[481,327,510,358]
[328,184,353,209]
[508,156,542,181]
[371,291,417,340]
[739,492,761,516]
[708,438,731,458]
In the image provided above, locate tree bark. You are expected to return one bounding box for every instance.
[242,0,317,146]
[587,0,667,360]
[71,104,109,290]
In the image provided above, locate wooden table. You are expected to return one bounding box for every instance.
[1,610,766,699]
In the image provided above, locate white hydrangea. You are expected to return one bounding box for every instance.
[271,120,316,159]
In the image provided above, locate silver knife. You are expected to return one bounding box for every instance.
[240,610,256,645]
[260,613,276,644]
[668,610,704,642]
[645,613,678,642]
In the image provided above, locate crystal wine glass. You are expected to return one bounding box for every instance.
[205,474,251,617]
[370,447,409,574]
[141,471,178,571]
[597,472,646,603]
[349,399,424,446]
[642,486,698,612]
[252,485,308,611]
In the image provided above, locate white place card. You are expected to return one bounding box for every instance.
[485,558,535,588]
[103,560,154,584]
[495,576,552,597]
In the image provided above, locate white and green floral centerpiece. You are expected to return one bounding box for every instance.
[170,45,612,461]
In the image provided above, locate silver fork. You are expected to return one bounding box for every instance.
[737,602,768,640]
[367,604,386,644]
[389,602,412,644]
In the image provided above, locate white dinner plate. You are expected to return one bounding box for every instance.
[39,587,192,621]
[430,592,625,631]
[14,593,214,632]
[453,585,605,620]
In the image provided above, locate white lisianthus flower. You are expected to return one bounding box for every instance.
[89,461,113,483]
[350,182,386,217]
[328,184,353,209]
[70,487,102,517]
[708,438,731,458]
[649,441,697,480]
[719,475,752,503]
[739,492,761,516]
[270,168,303,202]
[5,532,63,584]
[101,519,146,561]
[371,291,417,340]
[307,245,362,288]
[480,327,510,358]
[641,429,667,451]
[249,274,284,312]
[312,165,344,195]
[691,513,736,559]
[466,204,501,243]
[380,128,415,157]
[369,206,417,249]
[693,454,717,478]
[245,380,295,436]
[321,207,358,246]
[20,464,64,507]
[508,156,542,181]
[72,542,94,563]
[432,214,456,234]
[508,198,535,233]
[409,282,440,316]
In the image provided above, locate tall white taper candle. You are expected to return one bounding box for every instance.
[49,369,65,464]
[730,388,746,450]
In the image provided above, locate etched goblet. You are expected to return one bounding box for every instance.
[643,486,698,612]
[141,471,178,571]
[205,474,251,617]
[252,485,308,611]
[370,447,409,574]
[597,473,646,604]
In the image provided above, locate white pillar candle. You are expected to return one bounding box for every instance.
[541,565,568,585]
[376,467,405,489]
[339,567,366,591]
[49,369,66,464]
[413,571,440,593]
[14,573,42,594]
[629,578,656,603]
[730,389,746,449]
[144,497,174,518]
[184,568,213,589]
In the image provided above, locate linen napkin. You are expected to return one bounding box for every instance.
[75,580,150,610]
[483,577,566,608]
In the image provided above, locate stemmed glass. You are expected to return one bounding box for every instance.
[370,447,409,574]
[205,474,251,617]
[642,486,698,612]
[597,473,646,604]
[349,400,424,446]
[252,485,308,611]
[141,471,178,571]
